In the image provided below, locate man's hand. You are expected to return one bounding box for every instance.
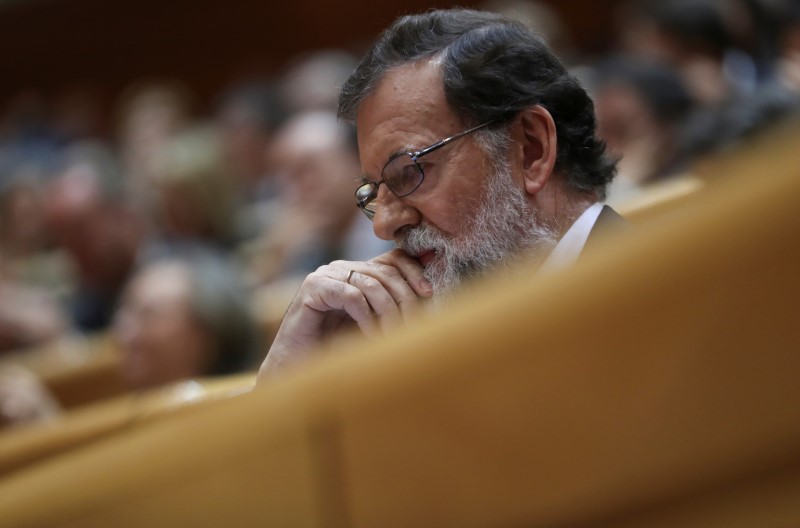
[257,249,432,381]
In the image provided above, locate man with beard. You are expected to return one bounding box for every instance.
[258,8,621,378]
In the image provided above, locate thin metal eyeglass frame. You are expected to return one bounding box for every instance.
[355,119,495,219]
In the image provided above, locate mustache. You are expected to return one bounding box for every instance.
[396,224,449,256]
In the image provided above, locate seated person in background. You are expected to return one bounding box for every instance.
[589,56,695,204]
[148,126,239,251]
[44,142,144,333]
[258,8,623,379]
[245,110,391,286]
[114,251,257,390]
[0,251,257,426]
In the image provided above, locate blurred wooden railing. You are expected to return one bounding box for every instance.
[0,373,254,479]
[0,334,127,410]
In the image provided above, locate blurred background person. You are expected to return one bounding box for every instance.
[44,142,145,333]
[214,80,287,240]
[587,56,696,203]
[278,50,359,114]
[0,167,67,291]
[616,0,752,104]
[115,81,195,215]
[114,250,257,390]
[664,1,800,168]
[146,125,239,252]
[215,80,285,198]
[244,110,390,288]
[677,83,800,163]
[0,250,257,426]
[244,111,391,338]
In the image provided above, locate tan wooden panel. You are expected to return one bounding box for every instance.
[0,335,128,409]
[0,373,255,478]
[616,175,705,225]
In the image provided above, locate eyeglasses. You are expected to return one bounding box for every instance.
[355,120,495,220]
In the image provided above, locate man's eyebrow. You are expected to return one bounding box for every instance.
[386,144,418,161]
[387,147,409,159]
[357,174,371,185]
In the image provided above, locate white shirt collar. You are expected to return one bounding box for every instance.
[538,202,604,274]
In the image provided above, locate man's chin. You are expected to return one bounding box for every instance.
[422,256,467,299]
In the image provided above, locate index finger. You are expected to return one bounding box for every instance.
[370,248,432,298]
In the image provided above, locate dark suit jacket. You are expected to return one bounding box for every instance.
[579,205,629,262]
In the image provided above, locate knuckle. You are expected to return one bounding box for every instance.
[361,276,382,290]
[312,264,333,276]
[367,261,400,278]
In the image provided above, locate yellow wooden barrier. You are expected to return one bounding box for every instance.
[0,373,255,478]
[0,335,127,410]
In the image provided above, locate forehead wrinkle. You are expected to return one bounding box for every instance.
[356,61,460,178]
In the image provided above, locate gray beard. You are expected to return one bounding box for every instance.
[397,163,558,300]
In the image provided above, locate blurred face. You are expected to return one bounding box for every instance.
[594,83,657,155]
[44,164,139,287]
[270,113,360,227]
[113,262,213,389]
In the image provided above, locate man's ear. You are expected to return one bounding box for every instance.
[515,105,558,196]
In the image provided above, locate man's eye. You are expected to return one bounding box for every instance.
[401,163,422,179]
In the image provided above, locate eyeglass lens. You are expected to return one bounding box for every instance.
[382,153,424,197]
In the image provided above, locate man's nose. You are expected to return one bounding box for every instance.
[371,185,421,241]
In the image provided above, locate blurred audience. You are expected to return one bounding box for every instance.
[617,0,751,103]
[678,84,800,161]
[0,250,256,427]
[587,56,695,203]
